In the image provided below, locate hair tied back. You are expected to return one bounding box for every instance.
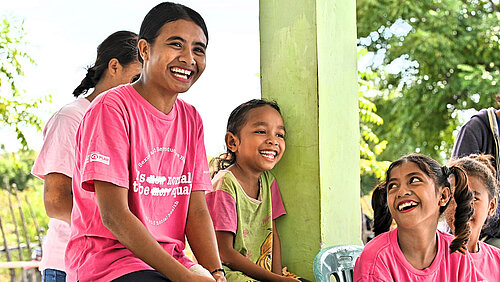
[441,165,451,177]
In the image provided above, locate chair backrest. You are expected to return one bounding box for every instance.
[313,245,363,282]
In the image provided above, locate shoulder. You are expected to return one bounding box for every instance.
[358,230,392,266]
[90,84,132,109]
[480,241,500,256]
[355,231,394,280]
[175,98,203,121]
[261,170,277,185]
[212,170,237,193]
[461,109,491,130]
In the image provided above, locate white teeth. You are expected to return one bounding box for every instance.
[260,150,277,159]
[172,73,188,79]
[171,67,192,76]
[398,201,417,211]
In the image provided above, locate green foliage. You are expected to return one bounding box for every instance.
[357,0,500,162]
[359,50,391,194]
[0,15,49,150]
[0,149,40,191]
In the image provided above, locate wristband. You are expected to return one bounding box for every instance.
[210,268,225,276]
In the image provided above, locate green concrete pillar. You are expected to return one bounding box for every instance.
[260,0,361,279]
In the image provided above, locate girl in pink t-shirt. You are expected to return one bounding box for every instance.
[354,154,477,281]
[65,2,224,282]
[445,154,500,281]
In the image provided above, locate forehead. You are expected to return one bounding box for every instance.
[245,106,284,126]
[467,175,487,194]
[156,19,207,44]
[389,162,426,179]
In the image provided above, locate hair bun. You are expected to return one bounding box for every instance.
[441,165,451,177]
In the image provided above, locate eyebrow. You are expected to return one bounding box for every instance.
[166,36,207,49]
[387,171,423,183]
[252,121,286,130]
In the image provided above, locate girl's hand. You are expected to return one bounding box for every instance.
[212,271,226,282]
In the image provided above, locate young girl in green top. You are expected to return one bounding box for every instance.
[206,99,299,281]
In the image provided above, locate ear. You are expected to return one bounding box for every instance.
[488,197,498,217]
[225,132,239,153]
[440,186,452,207]
[138,39,149,62]
[107,58,121,77]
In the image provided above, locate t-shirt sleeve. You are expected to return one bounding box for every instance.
[205,190,237,234]
[452,118,483,158]
[32,113,81,179]
[270,179,286,219]
[77,102,130,191]
[191,113,212,191]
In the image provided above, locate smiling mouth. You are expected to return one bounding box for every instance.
[259,150,278,160]
[397,201,419,212]
[170,67,193,80]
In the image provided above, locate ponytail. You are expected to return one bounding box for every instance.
[445,165,474,254]
[73,67,98,97]
[371,182,392,236]
[72,30,139,97]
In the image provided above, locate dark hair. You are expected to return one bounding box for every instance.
[138,2,208,64]
[372,154,474,254]
[448,154,499,237]
[73,31,139,97]
[211,99,282,177]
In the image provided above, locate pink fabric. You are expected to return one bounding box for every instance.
[354,228,478,281]
[270,180,286,219]
[65,84,212,282]
[205,175,286,235]
[205,190,238,233]
[32,97,90,272]
[470,241,500,281]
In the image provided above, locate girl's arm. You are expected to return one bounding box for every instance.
[185,191,226,282]
[216,231,298,282]
[43,173,73,223]
[94,180,214,282]
[271,220,282,275]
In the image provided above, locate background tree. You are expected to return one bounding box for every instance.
[0,16,48,150]
[359,49,391,195]
[357,0,500,162]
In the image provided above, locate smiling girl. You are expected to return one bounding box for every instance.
[65,3,224,282]
[445,154,500,281]
[206,99,299,281]
[354,154,477,281]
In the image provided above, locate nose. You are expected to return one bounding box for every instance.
[267,137,278,146]
[396,183,411,198]
[179,49,195,66]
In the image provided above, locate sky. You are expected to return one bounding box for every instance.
[2,0,261,156]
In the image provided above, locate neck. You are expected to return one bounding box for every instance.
[85,80,115,102]
[228,164,262,199]
[397,226,438,270]
[132,79,178,115]
[468,228,480,253]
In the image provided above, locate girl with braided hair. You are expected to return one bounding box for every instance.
[444,154,500,281]
[354,154,478,281]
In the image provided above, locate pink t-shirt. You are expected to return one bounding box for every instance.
[471,241,500,281]
[353,228,478,281]
[32,97,90,272]
[65,84,212,282]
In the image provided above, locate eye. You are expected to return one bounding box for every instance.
[409,176,422,184]
[254,130,266,134]
[387,183,397,190]
[168,42,182,48]
[276,133,285,139]
[194,47,206,55]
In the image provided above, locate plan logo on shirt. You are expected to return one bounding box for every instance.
[85,151,110,165]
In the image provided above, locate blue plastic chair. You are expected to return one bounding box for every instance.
[313,245,363,282]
